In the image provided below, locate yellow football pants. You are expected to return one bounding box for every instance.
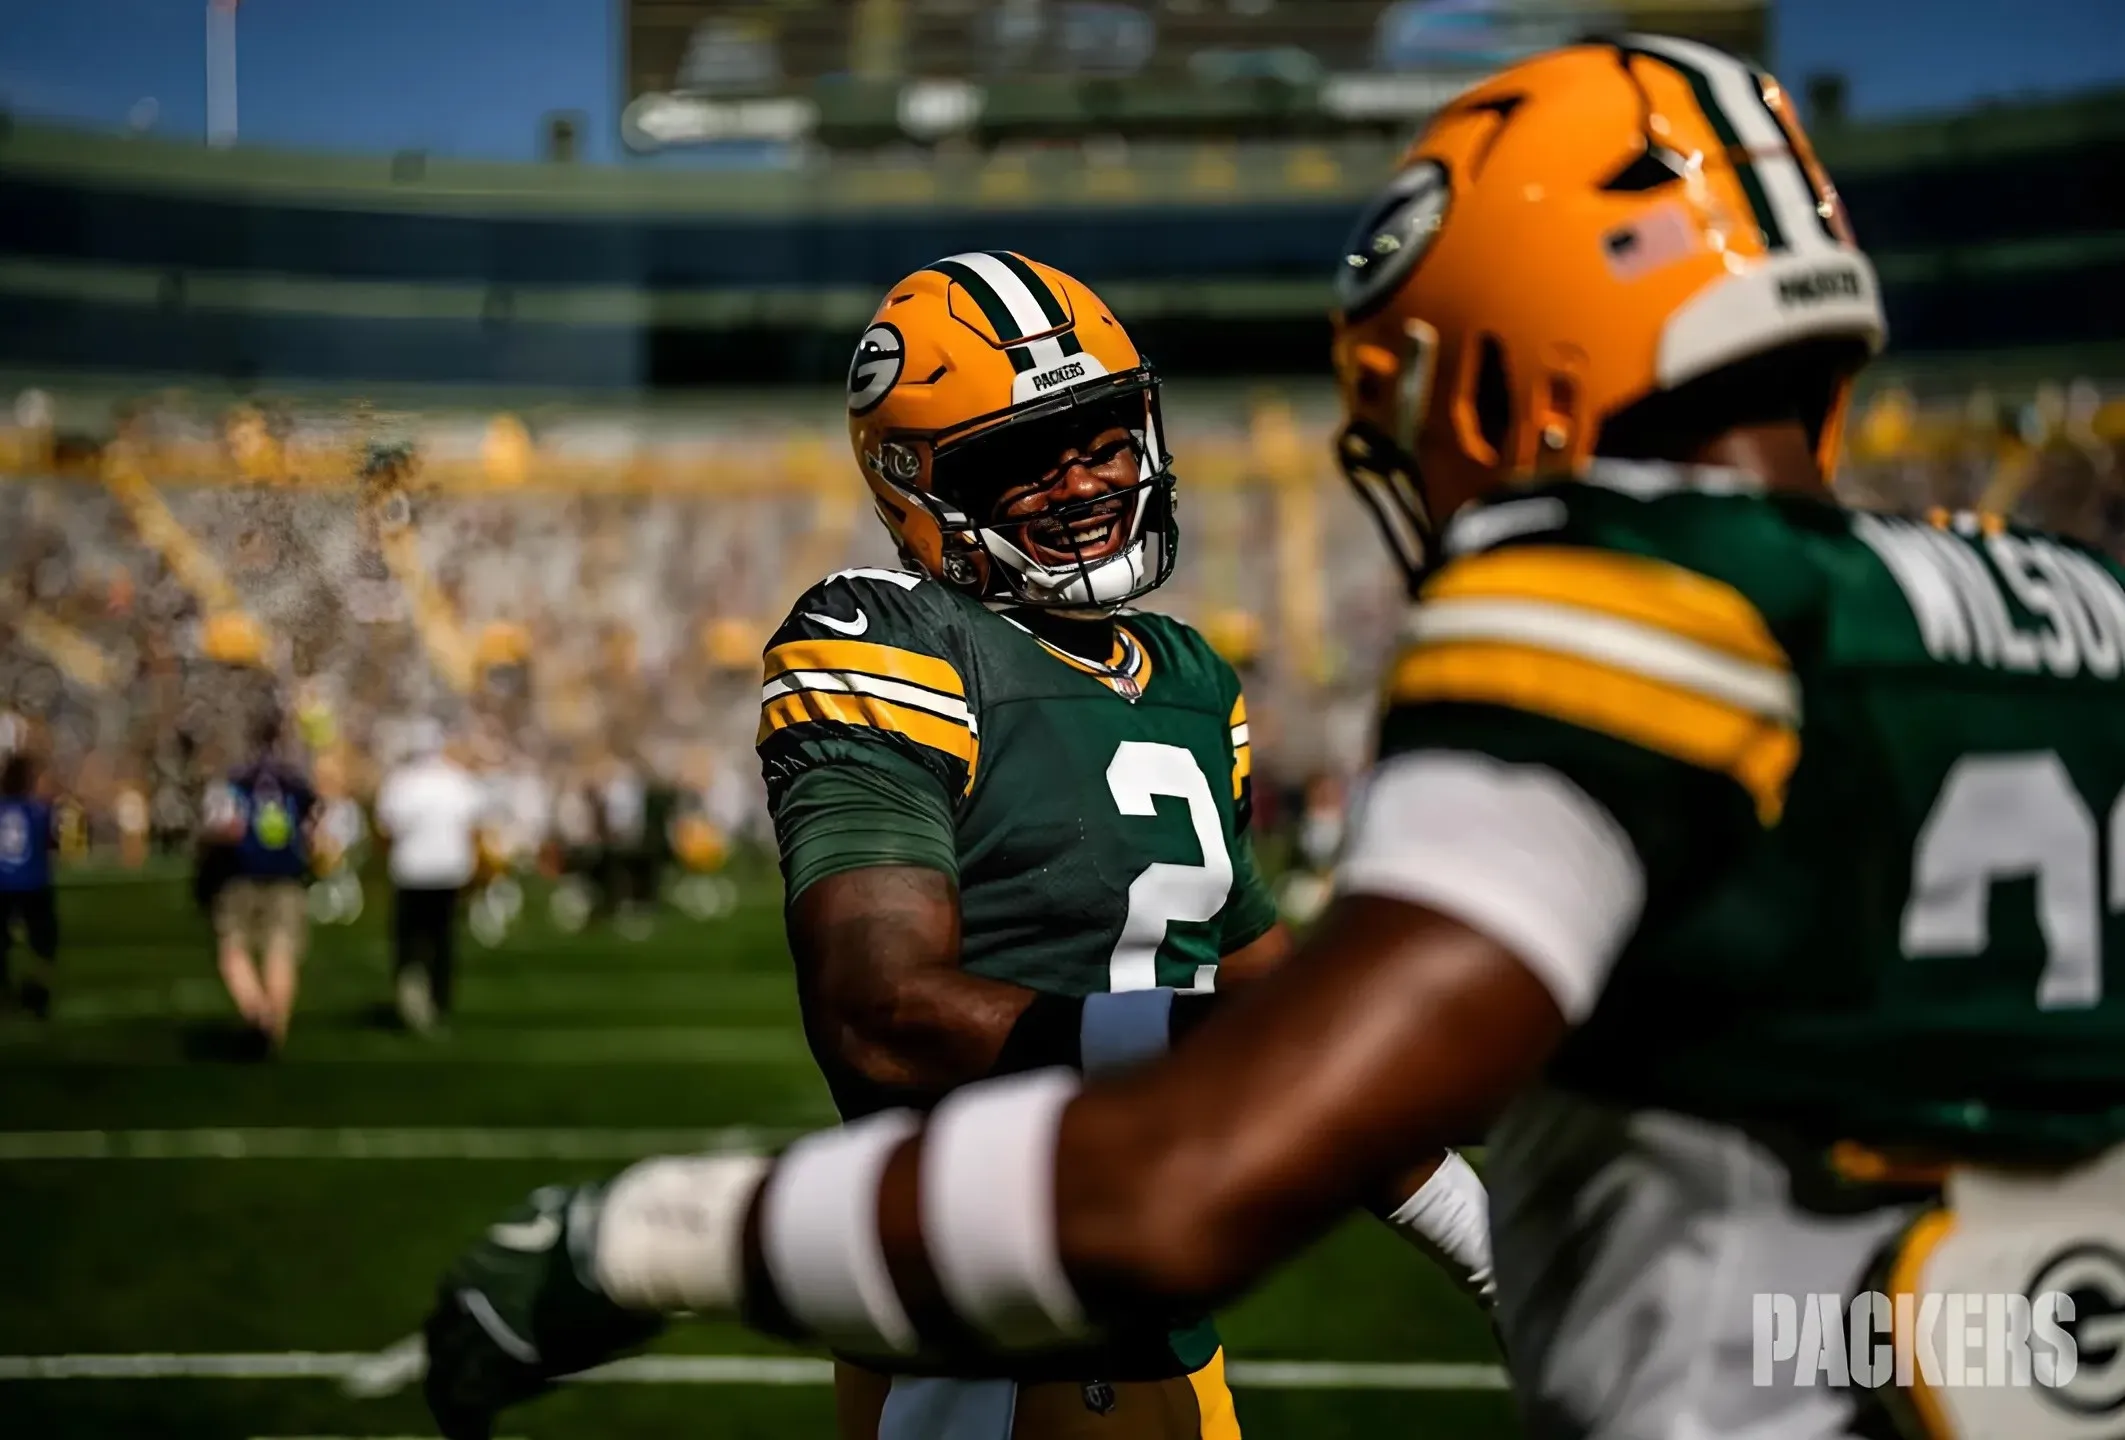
[836,1348,1241,1440]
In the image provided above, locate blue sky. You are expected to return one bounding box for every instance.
[2,0,2120,164]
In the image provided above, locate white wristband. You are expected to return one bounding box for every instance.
[921,1067,1090,1348]
[1386,1150,1495,1303]
[759,1109,921,1354]
[593,1152,772,1313]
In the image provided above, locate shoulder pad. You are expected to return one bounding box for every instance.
[763,569,979,791]
[770,567,959,651]
[1436,477,1815,630]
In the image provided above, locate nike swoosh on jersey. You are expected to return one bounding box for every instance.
[488,1213,562,1252]
[804,609,869,636]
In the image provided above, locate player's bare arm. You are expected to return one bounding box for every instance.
[864,897,1550,1327]
[795,863,1293,1104]
[793,865,1004,1099]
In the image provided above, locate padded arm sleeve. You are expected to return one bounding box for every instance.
[772,758,959,905]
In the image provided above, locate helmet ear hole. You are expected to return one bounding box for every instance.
[1474,334,1514,459]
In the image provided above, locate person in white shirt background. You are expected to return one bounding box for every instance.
[373,720,491,1035]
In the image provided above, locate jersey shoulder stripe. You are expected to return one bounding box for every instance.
[760,573,983,799]
[1425,545,1787,669]
[1228,693,1251,800]
[759,638,978,784]
[765,637,966,701]
[1393,542,1798,823]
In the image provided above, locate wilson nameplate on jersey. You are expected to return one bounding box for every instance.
[1855,513,2125,679]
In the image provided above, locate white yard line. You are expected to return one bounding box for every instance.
[0,1350,1508,1391]
[0,1126,801,1161]
[0,1025,814,1065]
[38,973,798,1024]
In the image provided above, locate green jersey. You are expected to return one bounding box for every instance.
[758,565,1276,1380]
[1373,470,2125,1164]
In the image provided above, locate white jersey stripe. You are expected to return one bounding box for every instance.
[940,251,1055,341]
[762,671,977,730]
[1407,597,1800,724]
[1230,724,1251,746]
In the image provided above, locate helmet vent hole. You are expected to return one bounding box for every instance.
[1474,334,1513,456]
[1601,145,1686,192]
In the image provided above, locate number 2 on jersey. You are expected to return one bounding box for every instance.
[1106,741,1234,992]
[1902,751,2119,1008]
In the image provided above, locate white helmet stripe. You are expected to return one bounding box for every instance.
[1020,335,1068,371]
[940,251,1060,342]
[1622,34,1839,256]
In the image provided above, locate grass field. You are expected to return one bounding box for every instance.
[0,861,1516,1439]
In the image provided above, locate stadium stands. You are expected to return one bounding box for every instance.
[5,379,2124,864]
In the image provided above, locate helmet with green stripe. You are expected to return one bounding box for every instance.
[846,252,1178,613]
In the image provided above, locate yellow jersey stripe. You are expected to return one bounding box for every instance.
[1229,693,1247,727]
[1391,640,1798,824]
[1408,597,1798,723]
[1232,742,1252,799]
[764,639,963,698]
[1424,546,1786,669]
[757,690,975,767]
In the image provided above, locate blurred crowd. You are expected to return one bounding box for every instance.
[2,378,2123,889]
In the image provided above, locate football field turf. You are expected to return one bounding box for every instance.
[0,864,1516,1439]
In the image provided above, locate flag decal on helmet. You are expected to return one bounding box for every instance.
[848,322,905,415]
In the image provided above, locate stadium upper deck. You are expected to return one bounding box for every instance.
[0,74,2119,387]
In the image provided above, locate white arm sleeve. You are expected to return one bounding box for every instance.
[1332,751,1645,1023]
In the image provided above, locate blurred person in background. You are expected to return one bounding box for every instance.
[0,750,59,1018]
[546,764,603,933]
[460,730,519,947]
[114,777,150,869]
[309,750,370,927]
[1275,771,1349,926]
[595,751,652,937]
[374,721,489,1035]
[201,711,317,1053]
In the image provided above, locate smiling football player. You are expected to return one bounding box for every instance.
[421,252,1493,1440]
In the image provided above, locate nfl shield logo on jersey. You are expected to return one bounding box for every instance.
[1081,1379,1117,1414]
[1113,675,1142,701]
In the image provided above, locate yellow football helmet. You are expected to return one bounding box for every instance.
[1331,34,1886,585]
[846,252,1177,611]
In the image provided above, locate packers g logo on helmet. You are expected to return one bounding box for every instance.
[848,322,904,416]
[1336,159,1451,325]
[844,252,1179,612]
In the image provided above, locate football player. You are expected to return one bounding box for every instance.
[423,253,1492,1439]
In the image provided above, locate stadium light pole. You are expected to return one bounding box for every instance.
[206,0,239,147]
